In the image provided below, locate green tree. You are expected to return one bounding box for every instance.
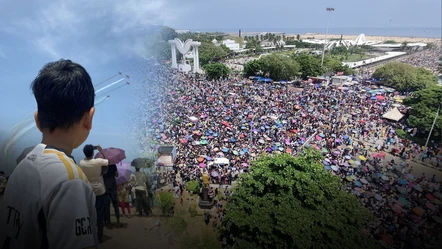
[158,191,175,216]
[324,57,354,75]
[203,63,230,80]
[243,59,264,77]
[403,86,442,138]
[220,44,232,55]
[330,46,348,56]
[219,151,378,249]
[259,54,300,81]
[198,42,228,66]
[296,34,301,40]
[243,54,300,81]
[245,39,262,52]
[293,54,324,79]
[185,180,201,194]
[372,62,437,92]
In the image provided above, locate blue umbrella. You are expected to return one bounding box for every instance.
[323,160,330,166]
[342,135,348,139]
[206,156,213,161]
[319,133,325,137]
[213,133,218,137]
[354,181,362,187]
[229,138,236,143]
[222,148,229,152]
[225,116,230,120]
[398,179,407,185]
[265,126,270,129]
[240,151,245,155]
[325,166,331,171]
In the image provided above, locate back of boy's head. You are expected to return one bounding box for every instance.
[83,144,94,158]
[31,59,95,133]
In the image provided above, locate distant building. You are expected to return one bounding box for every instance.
[175,30,190,34]
[302,34,382,50]
[222,39,241,51]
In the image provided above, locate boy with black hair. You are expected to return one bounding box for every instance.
[0,59,98,249]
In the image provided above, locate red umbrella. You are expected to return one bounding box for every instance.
[381,234,393,245]
[376,95,385,100]
[426,193,435,201]
[94,147,126,165]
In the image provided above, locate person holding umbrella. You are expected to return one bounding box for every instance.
[79,144,109,244]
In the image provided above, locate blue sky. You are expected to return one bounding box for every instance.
[0,0,440,174]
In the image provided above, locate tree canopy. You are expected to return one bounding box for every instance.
[403,86,442,138]
[219,150,378,249]
[372,62,437,92]
[293,54,324,79]
[198,42,228,66]
[203,63,230,80]
[243,54,300,81]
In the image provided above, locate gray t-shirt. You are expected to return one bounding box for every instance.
[0,144,98,249]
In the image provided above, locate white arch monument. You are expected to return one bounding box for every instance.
[168,38,201,73]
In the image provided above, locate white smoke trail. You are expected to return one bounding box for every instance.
[95,78,125,94]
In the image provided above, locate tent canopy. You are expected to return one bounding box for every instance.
[382,107,404,121]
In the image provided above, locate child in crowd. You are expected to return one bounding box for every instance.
[118,182,132,218]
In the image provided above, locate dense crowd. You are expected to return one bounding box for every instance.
[139,65,442,248]
[397,48,442,75]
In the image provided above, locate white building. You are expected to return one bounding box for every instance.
[222,39,241,51]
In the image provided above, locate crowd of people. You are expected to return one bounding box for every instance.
[140,64,442,248]
[397,48,442,75]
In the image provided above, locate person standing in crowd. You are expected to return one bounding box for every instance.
[103,164,121,229]
[79,144,109,244]
[118,182,132,218]
[130,167,150,217]
[0,59,98,248]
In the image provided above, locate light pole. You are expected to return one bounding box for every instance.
[321,7,335,68]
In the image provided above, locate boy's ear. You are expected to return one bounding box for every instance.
[83,107,95,131]
[34,112,42,132]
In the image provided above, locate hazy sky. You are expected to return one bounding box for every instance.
[0,0,440,173]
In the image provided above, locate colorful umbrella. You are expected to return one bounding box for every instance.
[412,207,425,216]
[414,184,423,192]
[95,147,126,165]
[425,193,435,200]
[426,202,437,211]
[115,161,132,185]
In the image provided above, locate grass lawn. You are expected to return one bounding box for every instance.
[331,54,377,63]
